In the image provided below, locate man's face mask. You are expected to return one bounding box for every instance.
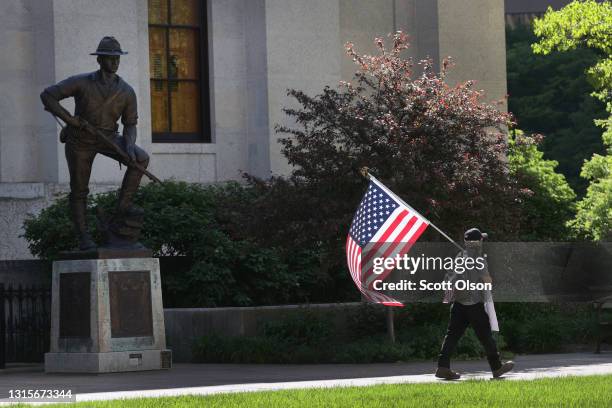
[465,240,482,256]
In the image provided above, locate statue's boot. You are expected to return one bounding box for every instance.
[116,189,144,217]
[116,164,146,216]
[70,200,96,251]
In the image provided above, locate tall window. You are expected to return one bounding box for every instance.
[148,0,210,142]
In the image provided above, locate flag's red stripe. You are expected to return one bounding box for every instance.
[352,239,360,281]
[346,237,353,273]
[346,237,355,281]
[351,241,360,283]
[382,301,403,307]
[362,216,418,285]
[345,237,353,276]
[374,242,415,283]
[370,222,429,286]
[347,237,357,280]
[368,222,430,286]
[347,236,363,290]
[364,213,417,270]
[409,222,429,244]
[361,209,410,265]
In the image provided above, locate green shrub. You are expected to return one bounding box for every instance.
[192,310,494,364]
[193,334,287,364]
[261,311,334,347]
[396,323,446,359]
[516,315,568,353]
[193,334,408,364]
[497,303,597,353]
[332,337,415,363]
[345,304,388,339]
[192,304,597,364]
[22,181,323,307]
[21,195,80,260]
[396,304,449,330]
[22,181,248,259]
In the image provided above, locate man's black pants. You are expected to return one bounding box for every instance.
[438,302,501,371]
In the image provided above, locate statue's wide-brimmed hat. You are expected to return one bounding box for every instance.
[90,36,128,56]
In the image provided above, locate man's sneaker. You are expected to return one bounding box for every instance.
[435,367,461,380]
[492,361,514,378]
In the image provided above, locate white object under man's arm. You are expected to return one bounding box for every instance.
[481,258,499,332]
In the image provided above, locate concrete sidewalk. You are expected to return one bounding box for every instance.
[0,352,611,403]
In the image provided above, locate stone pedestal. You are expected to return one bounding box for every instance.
[45,255,171,373]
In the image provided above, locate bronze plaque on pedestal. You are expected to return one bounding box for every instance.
[109,271,153,338]
[59,272,91,338]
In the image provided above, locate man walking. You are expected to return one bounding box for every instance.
[435,228,514,380]
[40,36,150,250]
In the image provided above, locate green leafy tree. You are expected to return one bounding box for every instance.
[568,154,612,240]
[506,24,606,194]
[533,0,612,240]
[508,130,576,241]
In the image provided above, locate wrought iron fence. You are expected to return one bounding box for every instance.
[0,284,51,367]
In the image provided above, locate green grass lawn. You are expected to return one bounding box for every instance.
[18,375,612,407]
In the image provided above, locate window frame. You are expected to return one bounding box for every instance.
[149,0,211,143]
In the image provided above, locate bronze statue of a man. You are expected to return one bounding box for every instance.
[41,36,150,251]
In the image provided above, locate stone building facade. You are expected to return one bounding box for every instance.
[0,0,506,259]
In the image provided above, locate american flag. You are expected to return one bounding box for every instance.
[346,177,429,306]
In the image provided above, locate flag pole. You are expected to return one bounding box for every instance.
[386,307,396,343]
[359,167,465,252]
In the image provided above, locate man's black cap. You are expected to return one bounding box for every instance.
[464,228,488,241]
[90,36,128,56]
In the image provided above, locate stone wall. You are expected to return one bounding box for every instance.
[164,302,362,362]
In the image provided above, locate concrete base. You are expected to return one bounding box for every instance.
[46,258,170,374]
[45,349,172,373]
